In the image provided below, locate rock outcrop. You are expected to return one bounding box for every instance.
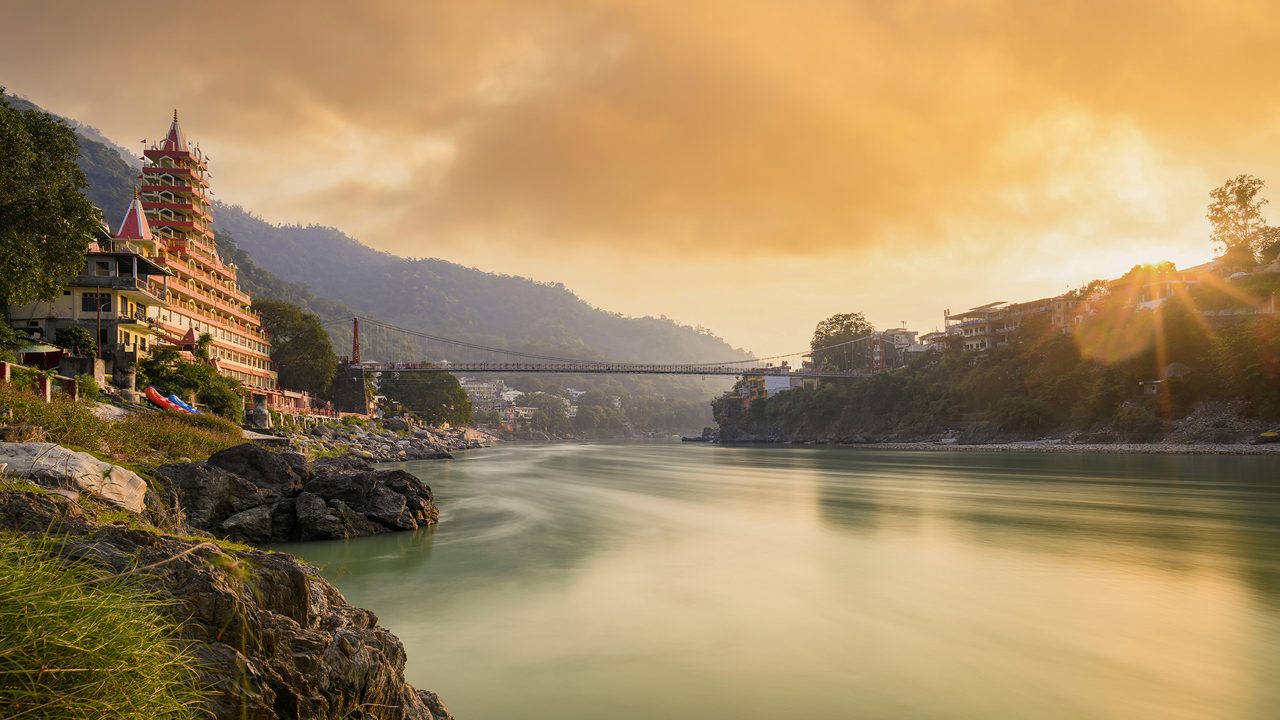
[0,442,147,513]
[155,444,440,544]
[0,490,453,720]
[285,421,496,462]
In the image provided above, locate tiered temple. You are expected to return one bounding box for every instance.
[140,111,278,391]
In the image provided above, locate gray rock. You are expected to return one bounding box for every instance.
[365,485,414,530]
[0,442,147,513]
[218,505,274,544]
[206,443,308,493]
[154,462,274,529]
[296,491,348,540]
[383,417,411,432]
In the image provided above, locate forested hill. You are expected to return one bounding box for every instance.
[212,207,746,363]
[18,92,750,365]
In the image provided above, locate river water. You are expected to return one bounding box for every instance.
[281,443,1280,719]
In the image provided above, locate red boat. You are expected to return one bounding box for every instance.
[144,386,185,412]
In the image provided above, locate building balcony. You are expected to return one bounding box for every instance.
[141,201,213,222]
[165,282,261,326]
[75,275,167,304]
[140,183,209,202]
[150,218,199,230]
[117,309,162,331]
[143,149,209,169]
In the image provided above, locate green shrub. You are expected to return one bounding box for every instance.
[54,326,97,358]
[0,531,206,719]
[76,373,108,402]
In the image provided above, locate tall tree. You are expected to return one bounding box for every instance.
[1207,174,1275,262]
[379,372,472,426]
[0,91,101,309]
[810,312,875,372]
[254,299,338,394]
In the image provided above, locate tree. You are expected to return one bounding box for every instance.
[0,91,101,309]
[254,299,338,394]
[54,326,96,357]
[379,372,472,426]
[810,312,875,372]
[136,346,243,421]
[1207,174,1276,262]
[522,392,571,434]
[193,333,213,362]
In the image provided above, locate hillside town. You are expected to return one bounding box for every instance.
[730,255,1280,409]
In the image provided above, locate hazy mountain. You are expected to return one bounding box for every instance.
[213,206,749,364]
[26,94,750,368]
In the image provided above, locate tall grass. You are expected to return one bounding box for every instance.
[0,384,242,462]
[0,531,207,719]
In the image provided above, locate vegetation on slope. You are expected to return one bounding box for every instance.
[0,383,242,462]
[718,271,1280,443]
[0,530,205,719]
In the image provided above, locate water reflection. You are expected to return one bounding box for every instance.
[286,443,1280,720]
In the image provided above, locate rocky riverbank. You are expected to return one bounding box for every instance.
[744,439,1280,454]
[154,443,443,544]
[0,489,454,720]
[284,419,498,462]
[717,400,1280,452]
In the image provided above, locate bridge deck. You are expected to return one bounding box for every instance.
[353,361,871,379]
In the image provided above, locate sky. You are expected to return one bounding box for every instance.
[5,0,1280,355]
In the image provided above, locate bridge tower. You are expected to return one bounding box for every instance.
[352,317,362,364]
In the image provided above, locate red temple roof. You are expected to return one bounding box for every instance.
[160,109,188,152]
[114,193,153,241]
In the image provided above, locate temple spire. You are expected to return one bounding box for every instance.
[114,191,153,241]
[161,109,188,152]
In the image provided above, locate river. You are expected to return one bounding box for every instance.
[281,443,1280,719]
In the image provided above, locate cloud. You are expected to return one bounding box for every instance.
[4,0,1280,350]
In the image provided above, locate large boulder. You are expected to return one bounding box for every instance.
[154,462,279,528]
[295,491,351,541]
[158,445,441,544]
[206,443,308,493]
[0,442,147,513]
[304,468,438,530]
[218,505,275,545]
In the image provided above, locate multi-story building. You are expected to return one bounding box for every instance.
[7,198,171,373]
[139,112,277,392]
[458,377,505,411]
[945,298,1051,351]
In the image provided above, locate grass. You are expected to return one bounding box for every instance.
[0,530,208,719]
[0,383,243,463]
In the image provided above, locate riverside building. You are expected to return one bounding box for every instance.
[139,111,278,393]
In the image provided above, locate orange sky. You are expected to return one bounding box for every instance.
[5,0,1280,354]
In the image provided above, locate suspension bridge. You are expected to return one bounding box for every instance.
[322,317,876,379]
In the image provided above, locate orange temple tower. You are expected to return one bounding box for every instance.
[140,111,278,392]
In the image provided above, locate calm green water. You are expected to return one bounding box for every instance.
[281,443,1280,719]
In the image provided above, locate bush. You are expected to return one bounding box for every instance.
[0,531,206,719]
[55,326,97,357]
[76,373,108,402]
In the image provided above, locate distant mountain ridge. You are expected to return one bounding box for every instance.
[18,94,750,367]
[212,206,748,364]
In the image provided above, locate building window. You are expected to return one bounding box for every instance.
[93,261,110,277]
[81,293,111,312]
